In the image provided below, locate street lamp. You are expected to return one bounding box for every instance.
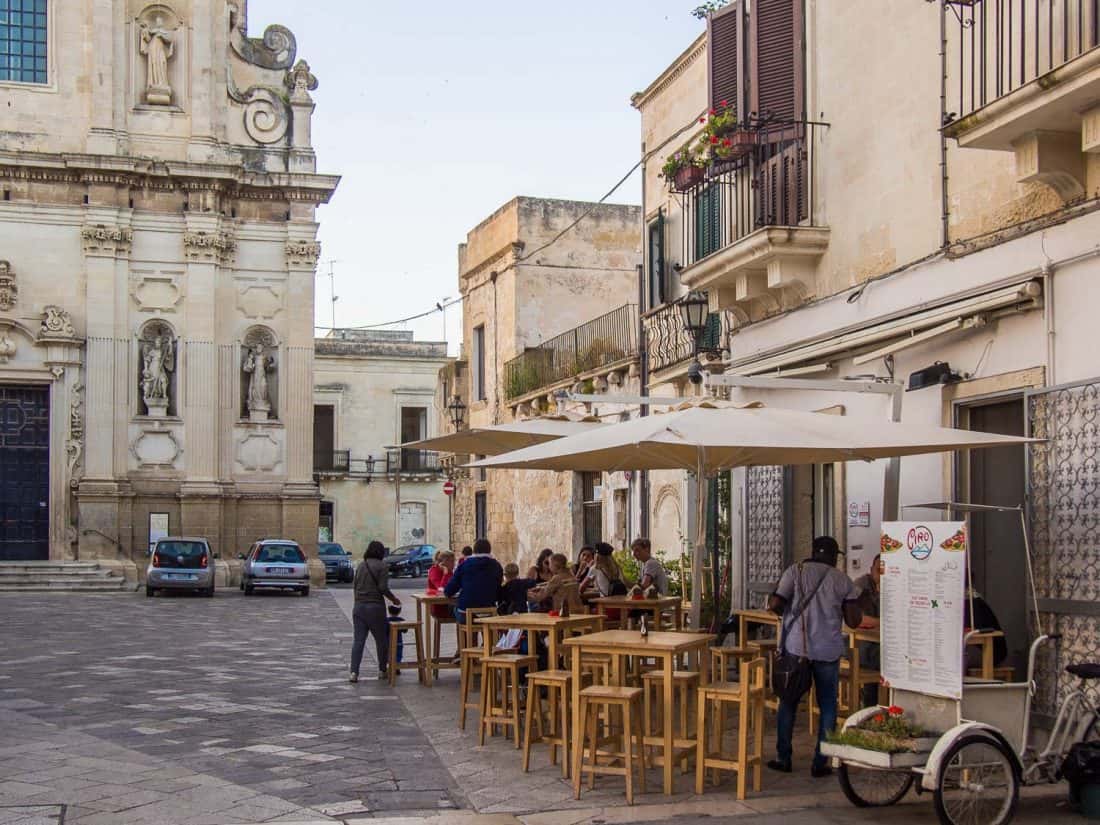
[446,394,467,430]
[678,290,710,385]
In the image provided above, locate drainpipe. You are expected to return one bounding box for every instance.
[938,0,951,248]
[638,139,651,539]
[490,270,499,425]
[1042,261,1056,385]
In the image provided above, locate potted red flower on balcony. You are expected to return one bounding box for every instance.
[661,147,705,192]
[698,101,756,162]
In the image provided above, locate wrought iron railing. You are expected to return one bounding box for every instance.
[314,452,387,478]
[642,302,737,374]
[946,0,1100,122]
[390,448,443,475]
[503,304,639,400]
[314,450,350,473]
[677,119,822,271]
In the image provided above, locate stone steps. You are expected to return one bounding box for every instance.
[0,562,132,592]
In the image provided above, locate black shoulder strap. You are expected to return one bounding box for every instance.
[780,563,829,652]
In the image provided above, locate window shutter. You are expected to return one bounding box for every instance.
[707,1,744,117]
[750,0,805,122]
[647,211,666,309]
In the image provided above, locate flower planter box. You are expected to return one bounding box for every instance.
[671,164,706,192]
[820,738,939,770]
[710,129,758,164]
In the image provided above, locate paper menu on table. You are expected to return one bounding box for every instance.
[880,521,966,700]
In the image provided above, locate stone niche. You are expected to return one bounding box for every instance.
[130,2,189,111]
[240,326,278,421]
[136,319,178,418]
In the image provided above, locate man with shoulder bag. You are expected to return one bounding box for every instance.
[767,536,862,778]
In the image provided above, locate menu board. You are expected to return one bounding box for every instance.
[880,521,967,700]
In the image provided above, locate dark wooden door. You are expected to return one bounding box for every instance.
[0,385,50,561]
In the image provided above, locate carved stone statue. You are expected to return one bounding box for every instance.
[140,330,175,417]
[140,15,175,105]
[243,342,276,421]
[0,260,16,311]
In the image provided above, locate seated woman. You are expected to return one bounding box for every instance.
[426,549,456,620]
[528,553,586,615]
[527,547,554,582]
[572,546,595,582]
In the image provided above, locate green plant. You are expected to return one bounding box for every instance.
[826,706,935,754]
[697,101,746,161]
[660,146,703,181]
[505,360,542,399]
[692,0,729,19]
[612,546,683,598]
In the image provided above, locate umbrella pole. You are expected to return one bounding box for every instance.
[690,464,706,630]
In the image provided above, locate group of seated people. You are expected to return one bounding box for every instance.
[424,537,672,626]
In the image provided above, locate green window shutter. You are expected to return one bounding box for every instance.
[695,185,722,260]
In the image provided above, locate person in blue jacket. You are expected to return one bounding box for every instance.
[444,537,503,625]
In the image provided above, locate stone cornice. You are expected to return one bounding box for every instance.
[459,242,523,285]
[631,33,707,112]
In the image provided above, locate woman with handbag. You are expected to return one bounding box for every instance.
[766,536,862,778]
[350,540,402,682]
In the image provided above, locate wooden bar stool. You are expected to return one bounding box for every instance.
[580,653,612,685]
[641,670,699,772]
[458,647,484,730]
[695,657,766,800]
[522,669,573,777]
[458,606,498,651]
[479,653,536,748]
[387,621,427,687]
[710,646,757,683]
[747,638,778,709]
[432,614,458,675]
[575,685,647,805]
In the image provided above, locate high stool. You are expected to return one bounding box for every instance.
[581,653,613,685]
[432,614,459,676]
[575,685,647,805]
[641,670,699,772]
[458,606,498,651]
[458,647,484,730]
[523,670,573,777]
[387,621,427,687]
[479,653,536,748]
[710,646,757,683]
[695,657,766,800]
[747,638,778,709]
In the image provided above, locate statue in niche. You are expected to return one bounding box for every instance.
[140,329,175,417]
[243,341,276,422]
[140,14,175,105]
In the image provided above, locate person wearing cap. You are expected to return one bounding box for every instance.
[590,542,627,597]
[350,540,401,682]
[767,535,862,778]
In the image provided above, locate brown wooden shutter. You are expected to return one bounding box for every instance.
[750,0,805,122]
[707,1,744,118]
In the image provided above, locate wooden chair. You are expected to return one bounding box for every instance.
[696,657,766,800]
[575,684,647,805]
[479,653,536,748]
[968,666,1014,681]
[710,646,758,684]
[458,647,484,730]
[747,638,779,710]
[641,669,699,772]
[387,621,427,687]
[523,669,573,778]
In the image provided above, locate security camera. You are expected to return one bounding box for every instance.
[687,360,704,385]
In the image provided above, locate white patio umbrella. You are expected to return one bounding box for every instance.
[401,415,604,456]
[466,401,1039,625]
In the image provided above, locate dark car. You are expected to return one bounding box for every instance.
[319,542,353,583]
[385,544,435,578]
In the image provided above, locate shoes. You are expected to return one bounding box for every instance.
[348,671,358,683]
[766,759,792,773]
[377,670,388,681]
[811,763,833,778]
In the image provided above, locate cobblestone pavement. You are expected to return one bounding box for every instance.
[0,586,1079,825]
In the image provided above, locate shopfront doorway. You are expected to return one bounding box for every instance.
[0,385,50,561]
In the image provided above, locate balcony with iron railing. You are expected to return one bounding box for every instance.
[943,0,1100,199]
[503,304,639,404]
[674,118,829,317]
[642,302,738,376]
[313,449,443,480]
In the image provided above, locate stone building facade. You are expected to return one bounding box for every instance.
[448,197,641,567]
[314,329,450,554]
[0,1,337,580]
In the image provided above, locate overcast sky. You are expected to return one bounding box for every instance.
[249,2,704,352]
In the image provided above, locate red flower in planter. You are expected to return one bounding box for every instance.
[699,117,706,124]
[710,135,719,144]
[722,138,732,147]
[872,714,885,724]
[708,108,716,115]
[720,100,728,107]
[888,705,904,717]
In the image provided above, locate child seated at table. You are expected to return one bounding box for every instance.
[529,553,586,615]
[499,562,538,615]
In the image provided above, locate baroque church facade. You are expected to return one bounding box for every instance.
[0,0,338,579]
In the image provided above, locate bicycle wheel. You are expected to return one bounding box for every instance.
[933,734,1019,825]
[839,762,914,807]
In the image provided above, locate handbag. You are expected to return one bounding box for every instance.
[771,563,828,704]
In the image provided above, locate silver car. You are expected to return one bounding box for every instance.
[240,539,310,597]
[146,537,215,597]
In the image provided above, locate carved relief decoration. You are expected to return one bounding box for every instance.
[235,279,284,320]
[235,431,282,473]
[138,320,176,418]
[230,23,297,70]
[285,240,321,267]
[40,306,76,339]
[0,334,15,364]
[138,5,180,106]
[285,59,317,104]
[130,269,185,313]
[81,224,133,257]
[0,260,16,311]
[67,383,84,483]
[131,427,183,468]
[242,327,277,421]
[183,231,237,264]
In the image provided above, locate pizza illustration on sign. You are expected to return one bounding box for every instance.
[940,527,967,551]
[880,533,903,554]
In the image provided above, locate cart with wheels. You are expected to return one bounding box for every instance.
[822,504,1100,825]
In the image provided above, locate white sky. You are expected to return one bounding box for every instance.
[249,2,705,353]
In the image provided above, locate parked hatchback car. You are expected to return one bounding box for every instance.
[240,539,310,596]
[386,544,435,578]
[319,542,353,583]
[146,537,215,597]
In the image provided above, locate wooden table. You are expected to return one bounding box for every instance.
[563,629,714,795]
[590,596,683,631]
[410,593,457,682]
[733,608,780,646]
[842,627,1005,686]
[477,613,602,668]
[966,629,1005,680]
